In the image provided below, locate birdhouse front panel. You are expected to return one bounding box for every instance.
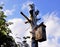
[35,23,46,42]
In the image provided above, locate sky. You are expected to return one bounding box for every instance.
[0,0,60,47]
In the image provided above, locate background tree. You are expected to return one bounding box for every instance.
[0,5,17,47]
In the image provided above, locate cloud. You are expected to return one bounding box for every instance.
[4,9,15,16]
[0,1,4,5]
[8,12,60,47]
[8,18,30,43]
[38,12,60,47]
[21,1,33,10]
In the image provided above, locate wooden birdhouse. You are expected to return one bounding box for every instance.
[34,22,46,42]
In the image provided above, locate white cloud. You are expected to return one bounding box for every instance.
[0,1,4,5]
[8,12,60,47]
[8,18,30,43]
[38,12,60,47]
[21,1,33,10]
[4,9,15,16]
[0,1,16,16]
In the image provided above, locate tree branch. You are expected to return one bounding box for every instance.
[20,12,31,23]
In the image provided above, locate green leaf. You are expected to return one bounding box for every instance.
[1,30,7,35]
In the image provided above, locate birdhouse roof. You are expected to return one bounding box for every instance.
[34,22,46,30]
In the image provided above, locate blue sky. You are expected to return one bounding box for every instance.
[0,0,60,20]
[0,0,60,47]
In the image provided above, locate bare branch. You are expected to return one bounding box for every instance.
[36,18,41,21]
[20,12,31,23]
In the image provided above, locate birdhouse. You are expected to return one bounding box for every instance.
[34,22,46,42]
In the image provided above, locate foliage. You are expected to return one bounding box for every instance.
[0,6,17,47]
